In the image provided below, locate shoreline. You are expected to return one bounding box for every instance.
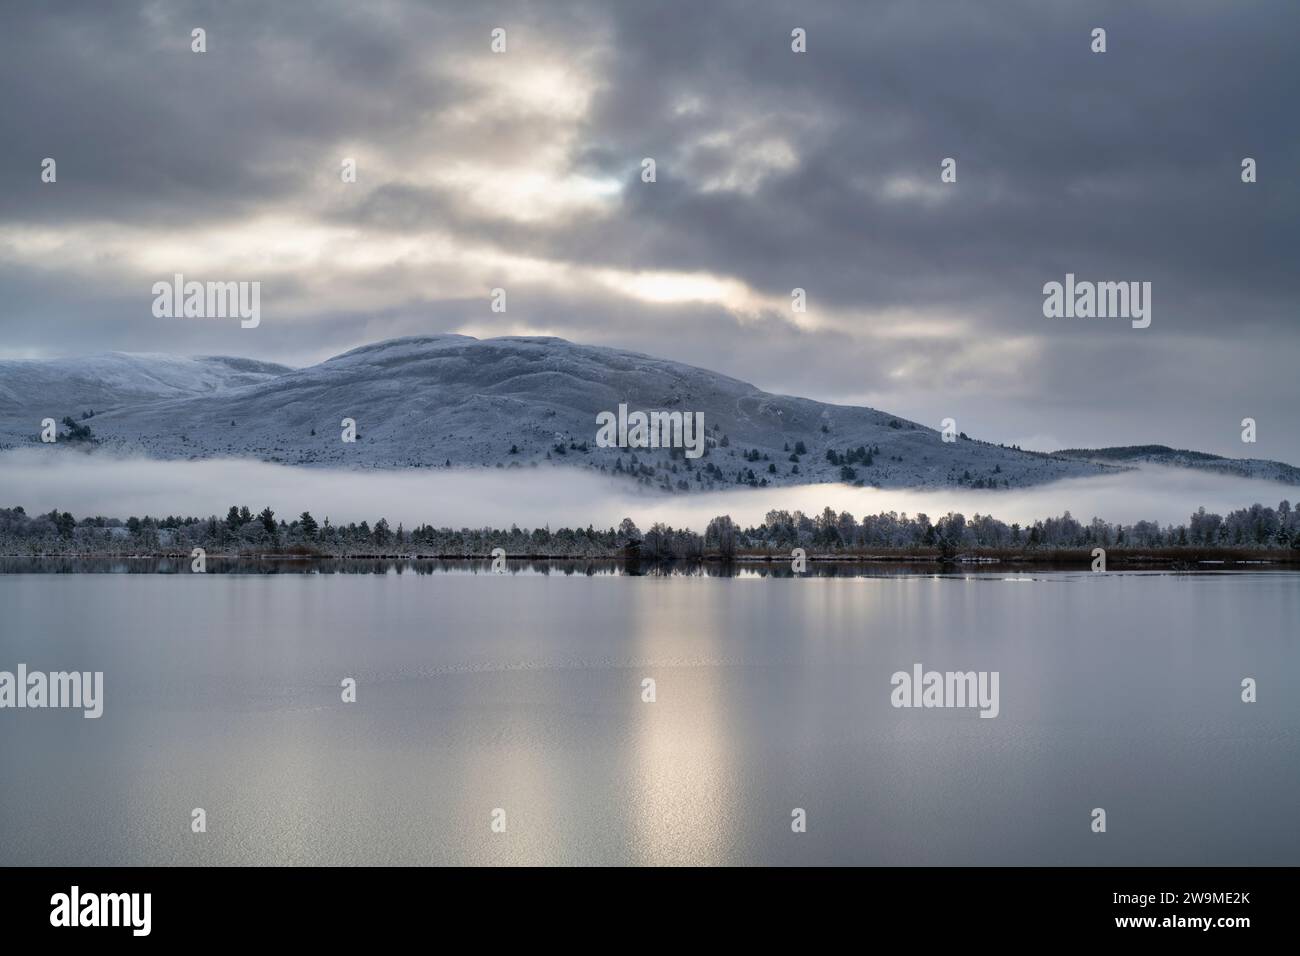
[2,546,1297,570]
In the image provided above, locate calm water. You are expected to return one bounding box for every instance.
[1,565,1296,865]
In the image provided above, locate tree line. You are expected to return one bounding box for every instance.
[1,500,1298,558]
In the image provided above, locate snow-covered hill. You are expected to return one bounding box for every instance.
[0,352,290,417]
[1050,445,1300,485]
[1,335,1292,491]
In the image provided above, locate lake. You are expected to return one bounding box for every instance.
[1,563,1296,865]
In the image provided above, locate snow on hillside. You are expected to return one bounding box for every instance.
[1050,445,1300,486]
[0,352,290,420]
[1,335,1288,492]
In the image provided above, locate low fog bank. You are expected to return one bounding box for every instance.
[1,448,1294,531]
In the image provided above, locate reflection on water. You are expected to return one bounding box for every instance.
[0,555,628,576]
[626,583,737,865]
[1,569,1297,865]
[0,555,973,577]
[4,556,1290,578]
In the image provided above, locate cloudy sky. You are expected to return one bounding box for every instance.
[2,0,1297,461]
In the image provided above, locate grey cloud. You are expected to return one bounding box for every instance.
[1,0,1297,461]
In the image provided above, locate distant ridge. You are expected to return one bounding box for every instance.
[1050,445,1300,485]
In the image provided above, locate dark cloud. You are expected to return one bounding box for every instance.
[1,0,1297,461]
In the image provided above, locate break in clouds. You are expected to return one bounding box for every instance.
[1,0,1298,463]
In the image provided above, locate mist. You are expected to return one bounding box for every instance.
[2,448,1294,532]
